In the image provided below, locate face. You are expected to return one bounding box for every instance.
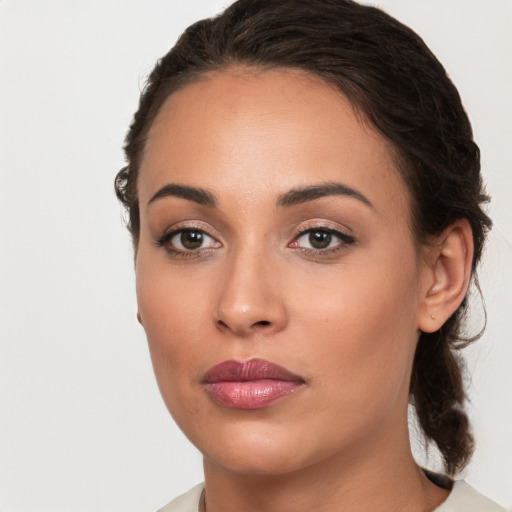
[136,68,430,476]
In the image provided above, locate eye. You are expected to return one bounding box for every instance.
[290,228,354,252]
[157,228,221,255]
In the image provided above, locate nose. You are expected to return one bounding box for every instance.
[213,248,287,337]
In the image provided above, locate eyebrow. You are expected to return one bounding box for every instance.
[147,181,372,209]
[148,183,216,207]
[276,181,373,208]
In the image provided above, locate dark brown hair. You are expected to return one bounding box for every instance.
[115,0,491,474]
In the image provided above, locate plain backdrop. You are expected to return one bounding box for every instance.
[0,1,511,511]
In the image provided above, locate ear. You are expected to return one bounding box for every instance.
[137,310,143,325]
[418,219,474,333]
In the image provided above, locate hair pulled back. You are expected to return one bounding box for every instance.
[116,0,491,474]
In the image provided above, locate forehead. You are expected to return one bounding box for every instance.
[139,67,410,219]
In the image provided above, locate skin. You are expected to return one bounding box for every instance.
[136,68,472,512]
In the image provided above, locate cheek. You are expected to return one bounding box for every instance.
[294,248,421,410]
[136,263,208,403]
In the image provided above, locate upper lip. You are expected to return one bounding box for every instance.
[202,358,305,384]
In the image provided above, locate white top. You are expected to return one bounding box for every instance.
[434,481,507,512]
[158,483,203,512]
[158,481,508,512]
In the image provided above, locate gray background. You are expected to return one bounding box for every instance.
[1,1,511,510]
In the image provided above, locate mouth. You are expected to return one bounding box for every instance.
[202,358,306,409]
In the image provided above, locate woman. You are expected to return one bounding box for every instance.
[115,1,506,510]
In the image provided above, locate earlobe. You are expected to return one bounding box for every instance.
[418,219,474,333]
[137,311,143,325]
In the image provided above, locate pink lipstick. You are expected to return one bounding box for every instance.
[202,359,305,409]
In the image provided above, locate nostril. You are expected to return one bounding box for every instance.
[254,320,271,327]
[217,320,229,329]
[214,317,274,334]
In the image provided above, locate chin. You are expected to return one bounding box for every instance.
[194,419,336,477]
[205,441,305,476]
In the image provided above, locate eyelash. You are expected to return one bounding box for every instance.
[155,225,355,259]
[289,226,355,257]
[155,225,221,259]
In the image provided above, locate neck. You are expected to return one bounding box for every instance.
[202,422,449,512]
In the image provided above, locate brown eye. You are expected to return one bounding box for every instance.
[159,228,222,254]
[180,229,204,249]
[290,227,355,254]
[309,230,332,249]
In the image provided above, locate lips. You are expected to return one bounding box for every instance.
[202,358,305,409]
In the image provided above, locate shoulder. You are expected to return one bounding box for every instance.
[154,480,508,512]
[157,483,204,512]
[434,480,508,512]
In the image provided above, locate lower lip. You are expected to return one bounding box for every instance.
[205,379,303,409]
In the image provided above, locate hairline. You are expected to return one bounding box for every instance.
[132,63,424,256]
